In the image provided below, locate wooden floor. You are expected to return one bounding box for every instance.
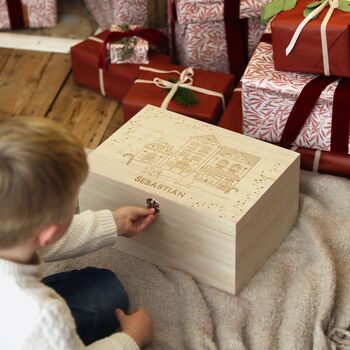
[0,0,124,149]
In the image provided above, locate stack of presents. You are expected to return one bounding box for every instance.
[2,0,349,178]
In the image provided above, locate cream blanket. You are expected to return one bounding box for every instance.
[45,171,350,350]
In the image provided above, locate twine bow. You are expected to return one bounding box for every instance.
[135,67,226,110]
[285,0,342,76]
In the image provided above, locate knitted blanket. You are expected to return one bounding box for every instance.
[45,171,350,350]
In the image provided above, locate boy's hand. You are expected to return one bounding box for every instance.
[112,206,156,237]
[116,308,153,348]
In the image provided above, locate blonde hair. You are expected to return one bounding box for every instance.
[0,117,88,249]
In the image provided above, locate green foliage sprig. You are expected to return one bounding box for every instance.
[114,24,138,61]
[167,78,198,107]
[261,0,297,24]
[117,37,138,61]
[261,0,350,25]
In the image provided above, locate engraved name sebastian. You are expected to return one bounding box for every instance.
[134,176,186,198]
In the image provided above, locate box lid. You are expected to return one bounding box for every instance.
[89,105,299,228]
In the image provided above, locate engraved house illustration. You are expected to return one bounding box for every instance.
[195,146,260,193]
[125,142,173,167]
[124,135,260,194]
[162,136,220,177]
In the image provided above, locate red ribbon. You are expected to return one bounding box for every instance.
[6,0,25,29]
[168,0,178,63]
[224,19,248,80]
[331,78,350,153]
[260,33,272,44]
[98,28,168,70]
[278,76,338,147]
[279,75,350,154]
[224,0,240,21]
[224,0,248,79]
[279,76,350,154]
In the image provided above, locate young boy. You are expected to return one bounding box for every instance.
[0,117,157,350]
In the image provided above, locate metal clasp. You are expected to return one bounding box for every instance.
[146,198,160,213]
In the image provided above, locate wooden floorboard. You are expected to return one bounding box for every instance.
[0,46,125,148]
[0,0,127,149]
[101,104,125,144]
[46,75,122,148]
[0,49,71,117]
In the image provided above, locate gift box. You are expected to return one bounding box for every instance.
[218,86,243,132]
[83,0,148,29]
[71,30,169,102]
[80,104,300,294]
[84,0,167,30]
[271,0,350,77]
[241,39,350,154]
[0,0,57,30]
[175,0,268,23]
[122,62,235,124]
[219,84,350,178]
[109,25,149,64]
[170,0,268,76]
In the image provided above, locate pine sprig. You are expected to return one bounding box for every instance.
[112,24,138,62]
[167,78,198,107]
[118,37,138,61]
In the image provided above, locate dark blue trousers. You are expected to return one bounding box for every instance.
[42,267,129,345]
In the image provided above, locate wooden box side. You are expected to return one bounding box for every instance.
[79,171,237,294]
[234,156,300,294]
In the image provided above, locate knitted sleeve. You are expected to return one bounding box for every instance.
[42,210,118,262]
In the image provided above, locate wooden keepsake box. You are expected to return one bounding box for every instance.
[79,105,300,294]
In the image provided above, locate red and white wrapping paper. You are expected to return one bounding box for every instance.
[241,41,350,154]
[109,25,149,64]
[83,0,147,29]
[173,0,267,73]
[175,18,265,73]
[218,86,350,178]
[175,0,269,24]
[0,0,56,29]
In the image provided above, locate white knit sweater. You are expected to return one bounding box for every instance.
[0,210,140,350]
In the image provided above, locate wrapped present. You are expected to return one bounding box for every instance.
[218,85,243,133]
[175,0,269,23]
[290,146,350,177]
[219,86,350,178]
[122,62,235,124]
[169,0,268,77]
[71,29,169,102]
[109,25,149,64]
[83,0,167,30]
[83,0,147,29]
[0,0,57,30]
[241,36,350,154]
[271,0,350,77]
